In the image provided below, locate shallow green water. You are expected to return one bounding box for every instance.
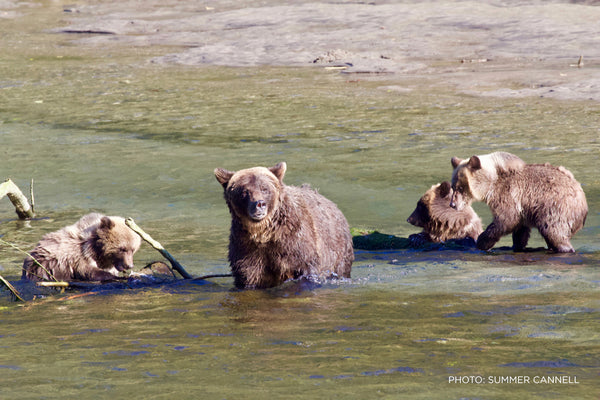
[0,2,599,399]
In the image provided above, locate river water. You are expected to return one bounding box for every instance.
[0,1,598,399]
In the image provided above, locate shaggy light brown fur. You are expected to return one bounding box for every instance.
[450,152,587,252]
[407,181,483,245]
[215,162,354,289]
[22,213,141,281]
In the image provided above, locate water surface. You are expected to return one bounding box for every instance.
[0,1,598,399]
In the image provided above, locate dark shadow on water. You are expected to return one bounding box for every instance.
[353,230,595,266]
[1,271,227,303]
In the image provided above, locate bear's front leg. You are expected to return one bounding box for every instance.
[512,225,531,251]
[476,221,506,251]
[408,232,430,248]
[84,268,121,282]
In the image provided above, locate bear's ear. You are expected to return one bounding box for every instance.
[451,157,463,169]
[99,216,115,231]
[467,156,482,170]
[214,168,234,188]
[269,162,287,183]
[437,181,452,198]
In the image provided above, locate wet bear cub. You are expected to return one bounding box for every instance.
[215,162,354,289]
[22,213,142,281]
[450,151,588,253]
[407,181,483,246]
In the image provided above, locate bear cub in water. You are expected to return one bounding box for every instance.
[22,213,141,281]
[450,151,587,253]
[407,181,483,246]
[215,162,354,289]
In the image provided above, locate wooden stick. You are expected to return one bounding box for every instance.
[36,281,71,288]
[124,217,193,279]
[0,274,25,301]
[0,179,35,219]
[35,280,124,289]
[30,179,35,213]
[192,273,232,281]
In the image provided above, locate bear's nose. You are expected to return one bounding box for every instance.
[256,200,266,210]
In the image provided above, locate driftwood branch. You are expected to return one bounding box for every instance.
[0,275,24,301]
[35,280,127,289]
[124,217,193,279]
[0,179,35,219]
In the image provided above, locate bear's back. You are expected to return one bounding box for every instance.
[22,216,100,281]
[493,163,587,231]
[501,163,585,199]
[285,184,353,276]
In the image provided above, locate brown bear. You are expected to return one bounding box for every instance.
[22,213,142,281]
[407,181,483,246]
[214,162,354,289]
[450,152,588,253]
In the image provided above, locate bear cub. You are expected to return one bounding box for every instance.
[22,213,142,281]
[407,181,483,246]
[450,151,588,253]
[215,162,354,289]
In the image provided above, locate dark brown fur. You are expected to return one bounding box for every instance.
[22,213,141,281]
[215,162,354,289]
[407,181,483,245]
[450,152,588,252]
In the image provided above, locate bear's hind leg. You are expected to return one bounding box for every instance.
[539,227,575,253]
[512,226,531,252]
[542,236,574,253]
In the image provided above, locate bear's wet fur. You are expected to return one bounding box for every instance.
[450,152,587,253]
[215,162,354,289]
[407,181,483,246]
[22,213,142,281]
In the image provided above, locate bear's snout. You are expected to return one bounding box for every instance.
[449,192,459,210]
[248,199,268,221]
[407,212,421,227]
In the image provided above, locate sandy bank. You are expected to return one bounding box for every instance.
[23,1,600,101]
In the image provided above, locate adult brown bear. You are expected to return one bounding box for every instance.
[22,213,141,281]
[214,162,354,289]
[450,152,587,253]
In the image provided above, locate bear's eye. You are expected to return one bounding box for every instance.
[119,247,128,253]
[260,185,269,194]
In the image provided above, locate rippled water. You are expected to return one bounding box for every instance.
[0,1,599,399]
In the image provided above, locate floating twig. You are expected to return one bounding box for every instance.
[193,274,232,281]
[0,238,59,282]
[35,280,126,289]
[125,217,193,279]
[0,274,24,301]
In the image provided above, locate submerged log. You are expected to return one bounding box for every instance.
[0,179,34,219]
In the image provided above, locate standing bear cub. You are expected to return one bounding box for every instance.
[407,181,483,246]
[215,162,354,289]
[22,213,142,281]
[450,152,588,253]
